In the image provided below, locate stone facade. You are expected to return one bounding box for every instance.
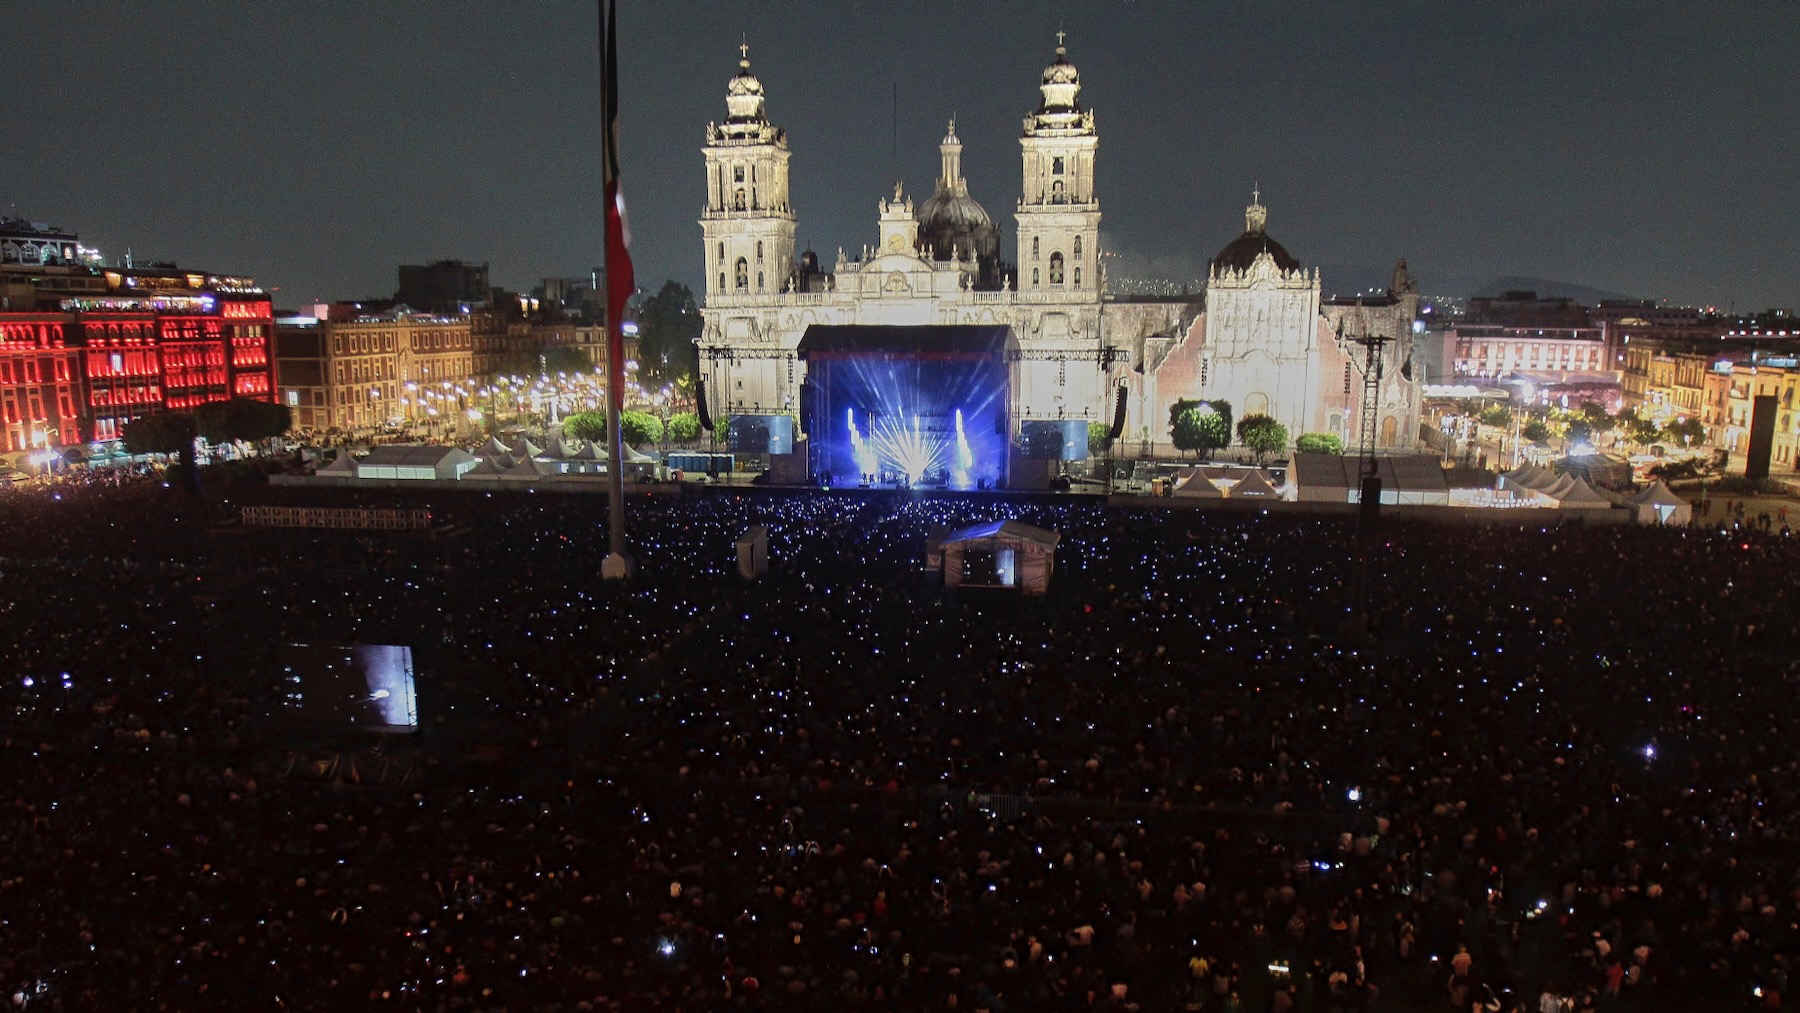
[697,41,1118,431]
[697,39,1421,458]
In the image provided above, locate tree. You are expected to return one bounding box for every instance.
[1581,400,1614,425]
[1663,416,1705,448]
[538,345,593,376]
[634,280,701,390]
[1479,404,1512,429]
[1169,399,1231,460]
[563,409,663,447]
[1521,417,1552,443]
[620,410,663,447]
[123,411,197,457]
[122,411,201,495]
[666,412,701,444]
[194,398,292,445]
[1566,419,1595,448]
[1617,408,1661,447]
[1295,432,1343,455]
[1088,420,1112,456]
[1236,413,1289,463]
[562,411,607,443]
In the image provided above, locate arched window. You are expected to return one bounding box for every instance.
[1051,180,1065,202]
[1052,156,1065,175]
[1380,415,1399,446]
[1049,252,1064,285]
[717,242,724,261]
[757,271,764,290]
[735,257,749,290]
[734,188,746,210]
[1031,237,1039,260]
[1073,267,1081,287]
[719,273,726,290]
[756,241,763,262]
[1073,236,1082,259]
[1032,267,1040,287]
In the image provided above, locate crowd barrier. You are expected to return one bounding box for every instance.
[241,505,434,531]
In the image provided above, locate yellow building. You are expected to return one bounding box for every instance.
[275,310,474,432]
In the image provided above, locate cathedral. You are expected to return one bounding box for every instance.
[695,36,1421,481]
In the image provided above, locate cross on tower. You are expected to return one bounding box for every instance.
[1252,182,1261,205]
[1056,29,1066,48]
[739,40,749,61]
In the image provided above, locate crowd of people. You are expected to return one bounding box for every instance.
[2,476,1797,1011]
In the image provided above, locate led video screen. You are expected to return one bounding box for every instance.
[279,643,418,732]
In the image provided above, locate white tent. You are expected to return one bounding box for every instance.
[1630,481,1691,526]
[1228,470,1280,498]
[509,436,544,459]
[354,445,477,481]
[462,455,509,481]
[622,443,657,464]
[1171,467,1223,497]
[484,436,512,457]
[500,454,548,481]
[1549,474,1615,511]
[940,520,1060,595]
[1499,463,1555,492]
[316,450,358,475]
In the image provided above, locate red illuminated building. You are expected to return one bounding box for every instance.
[0,297,276,447]
[0,215,279,451]
[0,314,84,452]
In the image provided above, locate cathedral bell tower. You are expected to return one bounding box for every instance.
[1016,33,1100,294]
[700,45,797,301]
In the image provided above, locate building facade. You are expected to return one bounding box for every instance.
[696,41,1117,435]
[1131,217,1421,453]
[274,309,475,432]
[696,39,1421,460]
[0,300,276,447]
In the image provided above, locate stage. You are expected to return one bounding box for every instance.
[797,324,1010,490]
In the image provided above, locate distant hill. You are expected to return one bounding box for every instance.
[1137,263,1638,307]
[1468,276,1634,305]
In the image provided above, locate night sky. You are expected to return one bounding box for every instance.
[8,2,1795,310]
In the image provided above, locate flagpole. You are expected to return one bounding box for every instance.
[599,0,635,580]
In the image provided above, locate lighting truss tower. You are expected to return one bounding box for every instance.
[1345,328,1393,536]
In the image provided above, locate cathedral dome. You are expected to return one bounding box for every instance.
[917,192,998,258]
[1212,193,1301,274]
[916,119,1000,266]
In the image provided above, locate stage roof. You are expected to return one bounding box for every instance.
[942,519,1061,547]
[796,324,1011,360]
